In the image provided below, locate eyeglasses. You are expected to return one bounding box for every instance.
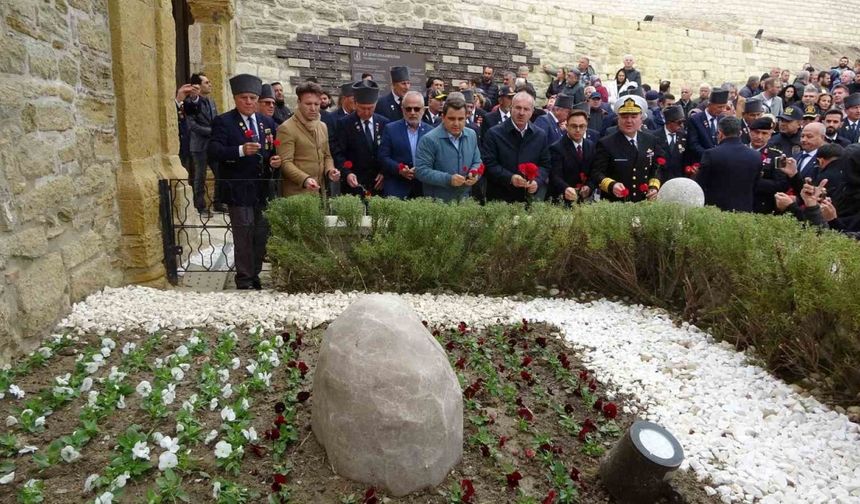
[403,107,423,112]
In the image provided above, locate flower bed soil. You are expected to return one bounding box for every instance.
[0,323,717,503]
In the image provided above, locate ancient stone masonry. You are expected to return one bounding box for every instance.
[276,23,539,93]
[0,0,124,359]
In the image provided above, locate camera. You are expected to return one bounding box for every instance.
[775,156,787,169]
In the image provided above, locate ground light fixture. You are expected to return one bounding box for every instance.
[600,420,685,503]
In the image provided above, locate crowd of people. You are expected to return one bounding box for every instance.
[174,55,860,289]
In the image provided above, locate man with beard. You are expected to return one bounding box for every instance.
[823,109,851,146]
[376,66,412,122]
[748,117,790,214]
[477,66,499,110]
[271,82,293,124]
[592,95,663,202]
[378,90,432,199]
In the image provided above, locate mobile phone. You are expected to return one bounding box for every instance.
[775,156,786,169]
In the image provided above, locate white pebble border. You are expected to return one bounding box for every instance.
[58,286,860,504]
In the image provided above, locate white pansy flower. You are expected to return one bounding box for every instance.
[0,472,14,484]
[221,384,232,399]
[175,345,189,358]
[217,369,230,383]
[212,481,221,499]
[204,430,218,444]
[55,373,71,386]
[159,436,180,453]
[231,357,240,370]
[176,422,184,433]
[87,391,99,406]
[113,472,130,489]
[136,380,152,398]
[220,406,236,422]
[116,395,126,410]
[241,427,257,442]
[188,335,200,347]
[131,441,150,460]
[38,347,52,358]
[18,445,37,454]
[162,384,176,405]
[34,416,45,428]
[179,363,190,372]
[108,367,126,382]
[258,371,272,387]
[95,491,114,504]
[80,377,93,392]
[245,361,257,375]
[241,398,250,410]
[61,445,81,463]
[8,385,24,399]
[5,416,17,427]
[53,386,74,396]
[214,440,233,459]
[158,451,178,471]
[122,342,136,355]
[84,473,100,493]
[100,347,111,358]
[101,338,116,350]
[209,398,218,411]
[154,357,163,368]
[170,367,184,382]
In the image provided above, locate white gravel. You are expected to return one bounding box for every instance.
[59,286,860,503]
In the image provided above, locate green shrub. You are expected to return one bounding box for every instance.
[266,195,860,401]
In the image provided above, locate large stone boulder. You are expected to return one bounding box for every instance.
[656,177,705,208]
[311,294,463,496]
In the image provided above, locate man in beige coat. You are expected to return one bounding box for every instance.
[276,81,340,196]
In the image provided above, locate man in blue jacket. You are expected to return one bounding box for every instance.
[208,74,282,290]
[696,116,761,212]
[533,93,574,146]
[333,80,390,195]
[482,91,551,202]
[415,93,482,202]
[687,89,728,162]
[378,90,432,198]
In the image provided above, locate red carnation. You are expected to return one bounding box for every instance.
[517,162,540,181]
[656,156,666,166]
[761,152,768,162]
[619,187,630,198]
[461,479,475,503]
[273,139,281,147]
[602,402,618,419]
[343,160,353,170]
[398,163,408,172]
[693,162,700,169]
[244,129,254,138]
[476,163,485,175]
[506,470,523,489]
[638,183,649,193]
[684,165,695,175]
[542,489,558,504]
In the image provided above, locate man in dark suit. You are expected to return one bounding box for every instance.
[187,73,223,216]
[375,66,411,122]
[748,117,789,214]
[464,89,487,140]
[687,89,728,163]
[271,82,293,124]
[422,89,445,127]
[795,122,826,181]
[696,116,761,212]
[480,85,515,140]
[477,66,499,110]
[533,93,574,146]
[550,107,595,202]
[838,93,860,143]
[482,91,551,203]
[592,95,664,202]
[378,90,432,199]
[740,99,765,144]
[208,74,282,290]
[586,91,614,136]
[653,105,688,181]
[769,105,804,156]
[333,80,390,195]
[823,109,852,146]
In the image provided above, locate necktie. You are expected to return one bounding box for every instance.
[364,120,374,149]
[576,144,583,161]
[247,115,258,141]
[709,117,717,140]
[669,133,675,150]
[798,153,809,174]
[629,138,636,149]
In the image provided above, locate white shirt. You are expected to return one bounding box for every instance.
[799,148,818,172]
[500,110,510,123]
[361,117,376,142]
[625,133,638,148]
[238,113,258,157]
[514,122,529,137]
[664,128,677,146]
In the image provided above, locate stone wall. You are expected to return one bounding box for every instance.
[0,0,124,358]
[233,0,811,106]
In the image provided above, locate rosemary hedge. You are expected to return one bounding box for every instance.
[266,195,860,400]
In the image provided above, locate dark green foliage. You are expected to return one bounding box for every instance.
[265,196,860,400]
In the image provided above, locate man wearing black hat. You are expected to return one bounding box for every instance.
[769,105,804,156]
[550,107,596,203]
[481,85,515,140]
[463,89,487,137]
[270,82,293,124]
[740,99,765,144]
[423,89,446,127]
[592,95,664,203]
[257,84,277,122]
[838,93,860,143]
[748,117,790,214]
[208,74,282,290]
[333,80,390,195]
[375,66,412,122]
[534,93,574,146]
[687,89,728,163]
[696,116,762,212]
[653,105,688,181]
